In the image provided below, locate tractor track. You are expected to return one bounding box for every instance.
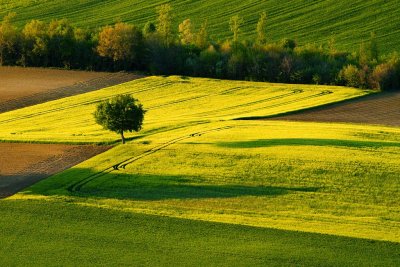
[228,90,333,118]
[67,126,233,193]
[186,89,304,117]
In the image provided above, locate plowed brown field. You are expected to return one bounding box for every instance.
[0,66,143,113]
[0,143,111,198]
[269,92,400,127]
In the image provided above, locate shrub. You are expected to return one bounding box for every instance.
[339,64,362,88]
[372,55,400,91]
[280,38,297,50]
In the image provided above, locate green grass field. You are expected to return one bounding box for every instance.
[1,200,399,266]
[1,76,399,265]
[1,0,399,54]
[0,76,368,143]
[15,120,400,243]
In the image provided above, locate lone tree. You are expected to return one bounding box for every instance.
[94,94,145,144]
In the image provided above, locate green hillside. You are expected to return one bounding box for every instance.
[1,0,399,54]
[17,120,400,242]
[1,76,399,264]
[0,76,367,143]
[1,200,399,266]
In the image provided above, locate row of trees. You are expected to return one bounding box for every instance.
[1,5,399,91]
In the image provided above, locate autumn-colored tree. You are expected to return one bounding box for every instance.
[178,19,194,45]
[0,12,18,66]
[97,22,143,69]
[195,20,208,49]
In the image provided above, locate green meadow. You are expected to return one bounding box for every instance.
[15,120,400,243]
[1,0,400,53]
[1,76,399,265]
[1,200,399,266]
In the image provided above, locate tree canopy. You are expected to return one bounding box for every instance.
[94,95,145,144]
[0,6,398,91]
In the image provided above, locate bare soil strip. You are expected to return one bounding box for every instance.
[268,92,400,127]
[0,143,111,198]
[0,67,143,113]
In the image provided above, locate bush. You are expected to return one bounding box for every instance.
[280,38,297,50]
[372,54,400,91]
[339,64,365,88]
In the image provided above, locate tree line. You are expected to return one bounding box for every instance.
[0,4,399,91]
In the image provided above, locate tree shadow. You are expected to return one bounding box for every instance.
[23,169,319,201]
[217,138,400,149]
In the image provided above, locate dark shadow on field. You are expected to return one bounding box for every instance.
[23,169,319,201]
[217,138,400,149]
[0,173,48,199]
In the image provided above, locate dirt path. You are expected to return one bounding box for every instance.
[268,92,400,127]
[0,67,144,113]
[0,143,111,198]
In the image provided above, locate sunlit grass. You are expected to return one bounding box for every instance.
[1,74,399,264]
[0,76,367,143]
[2,199,399,266]
[14,120,400,242]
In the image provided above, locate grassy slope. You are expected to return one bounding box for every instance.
[1,0,399,54]
[16,120,400,242]
[1,77,399,265]
[0,200,399,266]
[0,76,367,143]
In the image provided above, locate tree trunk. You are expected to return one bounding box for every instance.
[120,131,125,144]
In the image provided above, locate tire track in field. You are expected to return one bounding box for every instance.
[146,87,244,110]
[145,85,268,111]
[186,89,304,117]
[231,90,333,119]
[67,126,233,193]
